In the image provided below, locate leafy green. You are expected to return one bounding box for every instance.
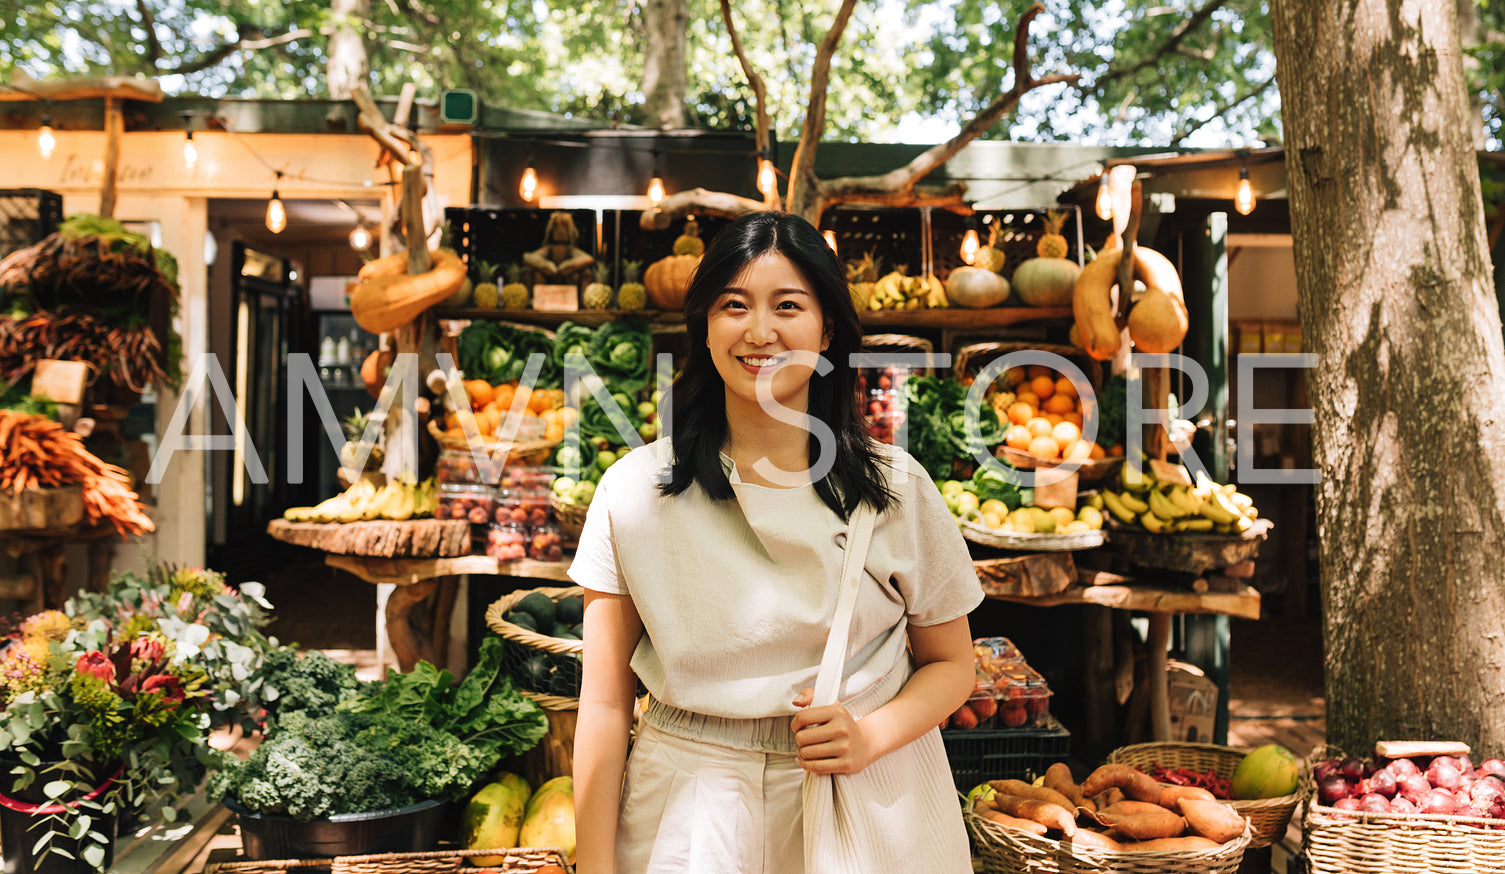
[971,465,1031,510]
[578,393,643,443]
[902,376,1005,480]
[1093,374,1128,449]
[553,322,596,368]
[587,320,654,394]
[258,648,364,726]
[457,322,560,387]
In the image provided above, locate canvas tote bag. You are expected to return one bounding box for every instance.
[800,503,971,874]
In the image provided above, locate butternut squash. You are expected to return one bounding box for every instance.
[1071,246,1182,361]
[350,248,467,334]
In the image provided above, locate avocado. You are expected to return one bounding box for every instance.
[570,623,583,639]
[514,591,556,628]
[504,610,537,632]
[520,653,551,692]
[555,595,584,625]
[550,623,580,641]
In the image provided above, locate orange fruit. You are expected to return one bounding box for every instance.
[1028,435,1061,459]
[1108,443,1124,457]
[1026,417,1054,439]
[1089,442,1107,459]
[492,383,517,411]
[465,379,494,408]
[1064,411,1084,429]
[1029,375,1056,400]
[1027,365,1054,381]
[1005,425,1034,450]
[1061,439,1092,462]
[1016,392,1040,410]
[1051,421,1081,450]
[1007,402,1035,426]
[1045,413,1064,426]
[1054,377,1080,400]
[1043,393,1077,415]
[1003,367,1028,388]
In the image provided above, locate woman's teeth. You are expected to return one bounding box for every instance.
[740,355,782,366]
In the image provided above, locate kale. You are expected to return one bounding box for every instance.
[1093,374,1129,449]
[903,376,1005,480]
[258,648,363,725]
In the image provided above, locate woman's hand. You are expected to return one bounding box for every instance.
[790,688,878,775]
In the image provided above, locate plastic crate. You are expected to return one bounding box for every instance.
[0,188,63,259]
[942,715,1071,792]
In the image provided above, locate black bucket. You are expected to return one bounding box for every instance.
[0,761,118,874]
[223,796,455,861]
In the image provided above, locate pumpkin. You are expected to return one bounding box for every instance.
[944,266,1011,309]
[1127,284,1189,353]
[361,348,394,400]
[350,248,467,334]
[1071,246,1180,361]
[643,255,701,311]
[1012,257,1081,306]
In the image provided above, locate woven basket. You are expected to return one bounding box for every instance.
[954,341,1103,391]
[965,803,1253,874]
[427,419,559,467]
[959,516,1107,552]
[1109,741,1305,849]
[860,332,937,373]
[995,445,1124,485]
[484,586,584,707]
[549,493,589,545]
[203,846,570,874]
[1302,744,1505,874]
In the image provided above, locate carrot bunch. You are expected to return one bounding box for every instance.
[0,411,154,536]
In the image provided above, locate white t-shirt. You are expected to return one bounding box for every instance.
[569,438,984,719]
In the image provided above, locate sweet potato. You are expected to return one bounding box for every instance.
[1117,836,1220,853]
[991,794,1077,836]
[989,779,1076,811]
[1044,763,1094,813]
[1081,764,1165,803]
[1178,799,1247,843]
[1065,829,1122,851]
[1099,800,1174,818]
[1158,784,1218,811]
[1092,787,1124,809]
[1095,810,1186,841]
[979,809,1048,835]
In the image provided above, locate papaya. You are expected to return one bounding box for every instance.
[520,776,576,864]
[461,771,532,865]
[1231,744,1300,800]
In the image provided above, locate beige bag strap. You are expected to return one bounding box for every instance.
[811,502,878,708]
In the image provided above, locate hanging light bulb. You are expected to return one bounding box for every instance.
[1094,173,1114,220]
[1235,165,1256,215]
[960,226,980,265]
[758,158,777,198]
[183,130,198,169]
[647,174,665,206]
[37,104,55,159]
[349,223,372,251]
[519,159,537,203]
[823,230,837,254]
[265,173,287,234]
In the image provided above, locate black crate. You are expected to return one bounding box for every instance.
[0,189,63,259]
[942,715,1071,792]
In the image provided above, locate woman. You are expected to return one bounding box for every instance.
[571,211,982,874]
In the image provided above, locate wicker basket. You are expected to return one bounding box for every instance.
[965,803,1253,874]
[203,846,570,874]
[485,586,584,707]
[549,493,589,546]
[954,341,1103,391]
[1109,741,1305,849]
[959,516,1107,552]
[1302,744,1505,874]
[427,419,559,467]
[860,332,937,373]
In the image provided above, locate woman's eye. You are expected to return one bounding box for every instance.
[777,300,801,310]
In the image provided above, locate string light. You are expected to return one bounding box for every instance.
[349,223,372,250]
[758,158,777,198]
[265,171,287,234]
[1235,165,1256,215]
[647,149,665,206]
[960,221,980,265]
[1095,172,1113,220]
[823,230,837,254]
[37,102,55,159]
[180,111,197,169]
[519,159,537,203]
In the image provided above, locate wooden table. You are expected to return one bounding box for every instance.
[0,521,123,612]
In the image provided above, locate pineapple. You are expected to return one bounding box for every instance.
[500,262,530,309]
[583,262,614,309]
[846,250,881,311]
[338,410,384,471]
[973,222,1007,274]
[618,259,647,310]
[472,260,500,308]
[673,218,705,257]
[1036,210,1070,260]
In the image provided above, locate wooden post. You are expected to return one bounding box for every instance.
[100,97,122,219]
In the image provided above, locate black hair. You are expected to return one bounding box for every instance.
[659,210,895,518]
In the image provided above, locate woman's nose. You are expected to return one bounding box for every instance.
[745,311,775,345]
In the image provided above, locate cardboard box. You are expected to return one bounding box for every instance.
[1167,659,1219,743]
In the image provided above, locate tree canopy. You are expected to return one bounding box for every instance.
[3,0,1503,148]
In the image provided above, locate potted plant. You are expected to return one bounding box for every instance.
[0,564,284,874]
[209,636,550,860]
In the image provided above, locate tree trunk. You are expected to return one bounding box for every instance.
[1271,0,1505,754]
[642,0,689,129]
[327,0,371,100]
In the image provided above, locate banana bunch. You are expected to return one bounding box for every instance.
[1099,463,1261,535]
[866,269,949,310]
[284,477,437,523]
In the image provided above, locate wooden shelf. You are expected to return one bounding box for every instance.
[326,552,574,585]
[432,306,1073,331]
[986,578,1261,620]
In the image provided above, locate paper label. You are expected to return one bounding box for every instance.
[532,284,579,311]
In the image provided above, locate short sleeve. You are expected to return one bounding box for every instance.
[884,453,985,626]
[567,470,624,595]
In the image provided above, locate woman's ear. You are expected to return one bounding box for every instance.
[821,321,833,352]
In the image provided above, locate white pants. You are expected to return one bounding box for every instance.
[614,664,971,874]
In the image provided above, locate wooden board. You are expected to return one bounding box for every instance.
[1374,740,1471,759]
[1109,518,1273,575]
[973,552,1076,597]
[0,485,84,532]
[326,553,575,585]
[266,518,471,558]
[986,579,1262,620]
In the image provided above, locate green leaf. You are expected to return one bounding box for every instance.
[83,844,106,868]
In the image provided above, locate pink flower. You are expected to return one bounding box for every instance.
[141,673,184,702]
[75,651,115,682]
[130,637,165,663]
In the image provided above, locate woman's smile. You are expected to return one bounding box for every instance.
[708,252,831,414]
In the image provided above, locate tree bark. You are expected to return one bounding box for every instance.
[642,0,689,129]
[1271,0,1505,754]
[327,0,371,100]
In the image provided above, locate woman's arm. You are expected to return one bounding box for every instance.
[574,590,643,874]
[791,615,974,774]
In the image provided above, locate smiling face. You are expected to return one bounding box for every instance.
[706,252,831,420]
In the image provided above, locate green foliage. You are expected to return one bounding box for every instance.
[903,375,1006,480]
[457,321,561,387]
[257,648,363,725]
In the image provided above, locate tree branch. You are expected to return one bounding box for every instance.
[134,0,163,65]
[1168,74,1276,146]
[1096,0,1229,87]
[160,27,317,76]
[720,0,778,207]
[787,0,859,202]
[639,189,769,229]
